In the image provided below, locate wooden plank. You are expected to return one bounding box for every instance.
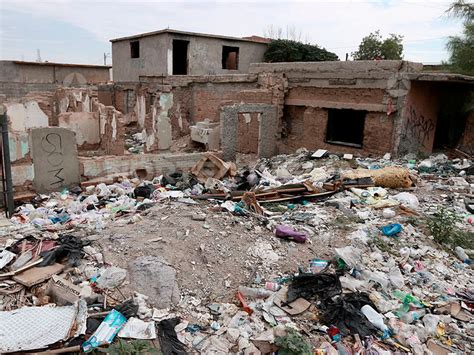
[13,263,64,287]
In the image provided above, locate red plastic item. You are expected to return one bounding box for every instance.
[236,291,253,315]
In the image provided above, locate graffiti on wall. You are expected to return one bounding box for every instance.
[400,105,435,153]
[41,133,65,186]
[31,127,80,193]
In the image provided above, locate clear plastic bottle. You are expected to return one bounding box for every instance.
[400,309,426,324]
[361,305,390,337]
[238,286,273,299]
[455,246,471,264]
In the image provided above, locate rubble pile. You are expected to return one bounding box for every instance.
[0,149,473,354]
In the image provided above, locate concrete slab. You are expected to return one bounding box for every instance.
[30,127,80,193]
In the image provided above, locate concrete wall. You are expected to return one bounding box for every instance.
[10,152,206,194]
[0,61,110,99]
[112,33,267,82]
[112,34,170,83]
[0,61,110,85]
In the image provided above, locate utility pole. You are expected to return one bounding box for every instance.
[103,52,111,65]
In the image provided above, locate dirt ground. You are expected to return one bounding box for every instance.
[94,200,349,305]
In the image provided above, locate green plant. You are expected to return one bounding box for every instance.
[92,339,159,355]
[264,39,339,63]
[352,30,403,60]
[275,328,312,355]
[427,207,461,245]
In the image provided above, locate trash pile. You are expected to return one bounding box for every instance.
[0,149,473,354]
[125,131,145,154]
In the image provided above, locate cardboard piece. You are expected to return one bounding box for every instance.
[273,286,311,315]
[13,263,64,287]
[46,275,81,305]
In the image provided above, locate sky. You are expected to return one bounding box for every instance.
[0,0,465,65]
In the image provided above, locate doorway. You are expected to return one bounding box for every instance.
[172,40,189,75]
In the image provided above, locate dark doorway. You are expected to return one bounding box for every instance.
[326,109,366,148]
[222,46,239,70]
[130,41,140,58]
[432,84,470,150]
[172,40,189,75]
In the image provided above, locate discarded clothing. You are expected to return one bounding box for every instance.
[39,234,88,267]
[275,225,308,243]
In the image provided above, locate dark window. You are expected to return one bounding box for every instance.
[222,46,239,70]
[130,41,140,58]
[326,109,366,148]
[173,40,189,75]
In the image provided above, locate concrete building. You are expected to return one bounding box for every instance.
[0,60,111,99]
[110,29,269,82]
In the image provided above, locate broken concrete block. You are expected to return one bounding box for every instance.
[128,256,180,308]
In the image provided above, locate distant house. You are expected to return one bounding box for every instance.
[110,29,269,82]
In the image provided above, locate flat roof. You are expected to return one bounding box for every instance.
[407,72,474,84]
[8,60,111,69]
[110,28,270,44]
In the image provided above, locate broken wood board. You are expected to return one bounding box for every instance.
[273,286,311,315]
[13,263,64,287]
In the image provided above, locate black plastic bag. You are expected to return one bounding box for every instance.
[285,273,341,304]
[321,292,379,337]
[158,318,188,355]
[134,185,154,199]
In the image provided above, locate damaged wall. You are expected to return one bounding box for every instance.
[397,79,473,156]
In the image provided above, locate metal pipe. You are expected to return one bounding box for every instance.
[0,111,14,217]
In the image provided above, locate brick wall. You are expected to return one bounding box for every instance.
[287,87,386,105]
[236,113,260,153]
[192,83,268,122]
[279,106,393,156]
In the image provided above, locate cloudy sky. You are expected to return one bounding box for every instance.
[0,0,464,65]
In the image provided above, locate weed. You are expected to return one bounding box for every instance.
[427,207,461,245]
[92,339,159,355]
[275,328,313,355]
[426,207,474,249]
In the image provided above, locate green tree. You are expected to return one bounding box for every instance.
[352,30,403,60]
[264,39,339,63]
[446,0,474,75]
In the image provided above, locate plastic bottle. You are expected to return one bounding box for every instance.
[238,286,273,299]
[455,246,472,264]
[393,290,424,308]
[264,282,281,291]
[400,309,426,324]
[361,305,390,338]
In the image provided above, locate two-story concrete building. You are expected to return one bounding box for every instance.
[110,29,269,82]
